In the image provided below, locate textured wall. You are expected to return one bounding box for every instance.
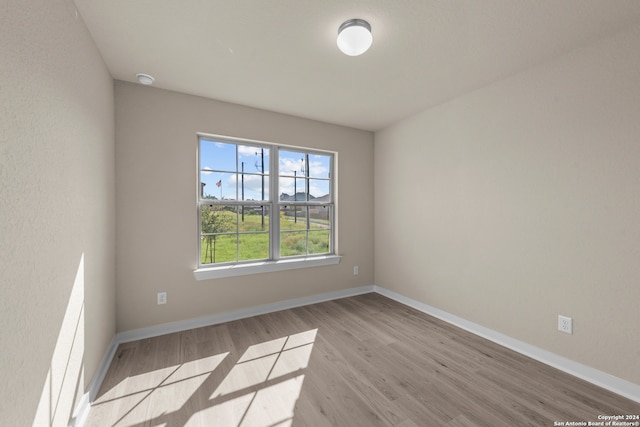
[114,82,374,332]
[375,23,640,385]
[0,0,115,425]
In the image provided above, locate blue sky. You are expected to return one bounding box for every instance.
[200,139,331,201]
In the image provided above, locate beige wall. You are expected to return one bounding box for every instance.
[375,23,640,385]
[115,81,374,332]
[4,2,636,423]
[0,0,115,425]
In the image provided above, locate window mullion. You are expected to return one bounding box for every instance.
[271,146,280,260]
[235,206,240,262]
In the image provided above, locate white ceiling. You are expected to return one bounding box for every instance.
[74,0,640,131]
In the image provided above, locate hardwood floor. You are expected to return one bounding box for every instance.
[85,293,640,426]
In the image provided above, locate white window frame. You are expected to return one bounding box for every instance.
[194,133,340,280]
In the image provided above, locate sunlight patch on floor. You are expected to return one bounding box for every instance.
[92,353,228,426]
[89,328,317,426]
[197,328,317,426]
[195,375,305,427]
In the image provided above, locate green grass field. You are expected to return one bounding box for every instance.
[200,209,330,264]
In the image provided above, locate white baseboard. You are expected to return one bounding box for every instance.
[75,283,639,426]
[373,285,640,404]
[67,393,89,427]
[69,337,119,426]
[116,285,375,344]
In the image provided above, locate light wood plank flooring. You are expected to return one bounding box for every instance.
[85,293,640,426]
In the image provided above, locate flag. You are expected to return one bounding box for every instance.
[216,179,222,188]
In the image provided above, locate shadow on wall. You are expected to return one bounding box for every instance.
[33,253,86,426]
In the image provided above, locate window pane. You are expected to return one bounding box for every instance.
[213,172,237,200]
[200,139,236,172]
[200,172,233,200]
[239,206,269,232]
[308,230,330,255]
[239,231,269,261]
[239,212,269,261]
[279,177,293,200]
[201,234,236,264]
[308,179,330,200]
[279,150,304,177]
[238,145,269,174]
[281,231,307,257]
[280,206,307,232]
[238,145,269,201]
[279,176,307,201]
[200,205,237,264]
[308,153,331,179]
[200,139,270,202]
[239,173,269,201]
[308,205,330,230]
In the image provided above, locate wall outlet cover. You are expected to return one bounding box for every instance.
[157,292,167,305]
[558,315,572,334]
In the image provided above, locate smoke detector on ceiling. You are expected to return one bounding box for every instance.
[136,73,155,85]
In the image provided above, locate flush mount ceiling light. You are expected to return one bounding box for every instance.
[136,73,155,85]
[337,19,372,56]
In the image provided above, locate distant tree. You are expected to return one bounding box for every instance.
[201,205,234,263]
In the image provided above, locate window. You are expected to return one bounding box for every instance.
[196,135,338,278]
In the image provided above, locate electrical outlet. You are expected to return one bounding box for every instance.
[353,265,359,275]
[157,292,167,305]
[558,315,572,334]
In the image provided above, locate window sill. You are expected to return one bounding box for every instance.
[193,255,342,280]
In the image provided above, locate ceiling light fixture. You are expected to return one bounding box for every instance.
[337,19,372,56]
[136,73,155,85]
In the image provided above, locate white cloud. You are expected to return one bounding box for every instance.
[229,174,269,200]
[309,160,327,177]
[280,157,304,174]
[238,145,256,156]
[238,145,268,158]
[281,157,329,178]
